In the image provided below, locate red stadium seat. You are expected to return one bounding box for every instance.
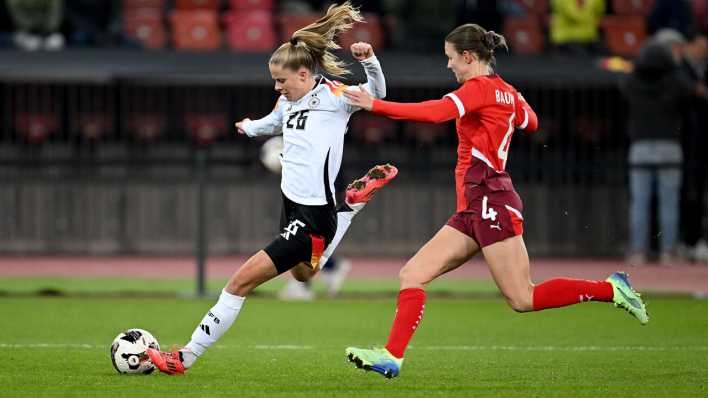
[350,114,396,145]
[229,0,274,10]
[130,113,166,142]
[175,0,220,10]
[170,10,222,51]
[338,13,384,51]
[123,10,167,49]
[185,112,227,145]
[122,0,165,12]
[503,16,544,54]
[223,10,276,51]
[694,0,708,32]
[15,112,58,144]
[611,0,654,16]
[601,16,647,57]
[277,12,320,43]
[511,0,549,16]
[71,113,112,140]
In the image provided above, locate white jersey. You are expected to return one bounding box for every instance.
[242,56,386,206]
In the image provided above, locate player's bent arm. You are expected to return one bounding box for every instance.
[371,98,459,124]
[359,55,386,99]
[517,102,538,133]
[514,92,539,132]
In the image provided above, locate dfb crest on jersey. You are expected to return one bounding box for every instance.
[308,96,320,109]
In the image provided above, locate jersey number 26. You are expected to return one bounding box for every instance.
[285,110,309,130]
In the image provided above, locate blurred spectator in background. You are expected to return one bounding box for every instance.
[677,30,708,262]
[647,0,695,37]
[384,0,455,52]
[550,0,605,55]
[454,0,503,33]
[64,0,123,47]
[650,28,687,63]
[6,0,64,51]
[620,39,707,265]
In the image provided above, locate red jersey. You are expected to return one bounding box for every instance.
[371,75,538,212]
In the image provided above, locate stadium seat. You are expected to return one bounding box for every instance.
[229,0,274,10]
[511,0,549,16]
[185,112,227,145]
[122,0,165,12]
[277,13,320,43]
[175,0,220,10]
[694,0,708,32]
[350,114,396,145]
[72,113,112,140]
[170,10,222,51]
[611,0,654,16]
[123,10,167,49]
[223,10,276,51]
[130,114,166,142]
[338,13,384,51]
[15,112,58,144]
[503,16,544,54]
[601,16,647,57]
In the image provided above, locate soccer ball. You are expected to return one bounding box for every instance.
[260,135,284,174]
[110,328,160,374]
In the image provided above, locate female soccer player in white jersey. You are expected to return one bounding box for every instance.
[342,23,649,379]
[147,2,397,375]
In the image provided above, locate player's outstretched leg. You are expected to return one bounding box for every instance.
[316,164,398,269]
[345,347,403,379]
[606,271,649,324]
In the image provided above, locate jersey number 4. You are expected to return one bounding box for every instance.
[286,110,309,130]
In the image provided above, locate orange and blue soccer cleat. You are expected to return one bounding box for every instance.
[346,164,398,204]
[146,347,186,375]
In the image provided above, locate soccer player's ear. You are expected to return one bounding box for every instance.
[297,67,309,82]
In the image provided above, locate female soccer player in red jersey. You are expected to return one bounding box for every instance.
[343,23,649,379]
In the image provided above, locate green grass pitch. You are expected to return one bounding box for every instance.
[1,294,707,397]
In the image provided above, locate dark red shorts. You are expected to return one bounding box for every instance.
[446,185,524,248]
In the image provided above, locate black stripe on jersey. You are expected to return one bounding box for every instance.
[323,149,335,209]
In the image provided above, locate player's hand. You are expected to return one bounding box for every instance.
[343,84,374,111]
[235,118,250,135]
[350,42,374,61]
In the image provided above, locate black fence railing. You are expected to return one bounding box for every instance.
[0,74,635,256]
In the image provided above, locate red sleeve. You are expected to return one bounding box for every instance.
[514,92,538,132]
[371,98,459,123]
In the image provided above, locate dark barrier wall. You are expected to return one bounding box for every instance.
[0,51,631,256]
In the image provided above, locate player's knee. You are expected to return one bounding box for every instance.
[225,277,251,297]
[398,260,424,287]
[505,292,533,313]
[291,262,316,282]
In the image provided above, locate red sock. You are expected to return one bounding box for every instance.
[385,288,426,359]
[532,278,613,311]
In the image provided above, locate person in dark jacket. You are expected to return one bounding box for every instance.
[620,40,707,265]
[678,30,708,260]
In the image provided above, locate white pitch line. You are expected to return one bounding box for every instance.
[1,343,707,352]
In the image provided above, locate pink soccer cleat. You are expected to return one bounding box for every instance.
[345,164,398,204]
[146,348,186,375]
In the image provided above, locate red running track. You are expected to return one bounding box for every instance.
[0,256,706,295]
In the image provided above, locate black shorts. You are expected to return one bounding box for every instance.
[264,194,337,274]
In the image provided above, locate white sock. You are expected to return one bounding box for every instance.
[319,202,364,267]
[183,289,245,368]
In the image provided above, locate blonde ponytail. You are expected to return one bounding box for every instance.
[269,2,363,77]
